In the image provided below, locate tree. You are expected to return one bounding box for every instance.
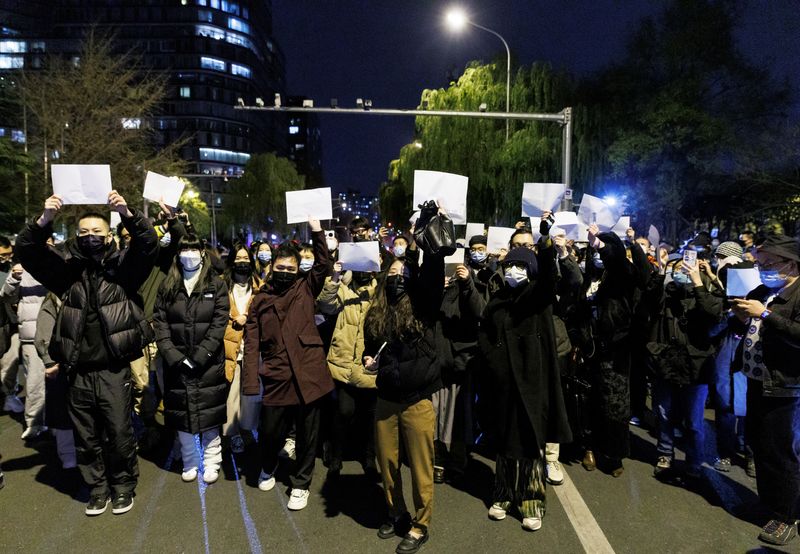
[11,30,186,231]
[221,152,306,239]
[179,187,212,239]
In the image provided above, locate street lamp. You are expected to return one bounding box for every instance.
[445,7,511,141]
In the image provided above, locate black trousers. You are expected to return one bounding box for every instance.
[746,379,800,521]
[590,339,631,461]
[68,365,139,497]
[330,382,377,470]
[259,398,323,489]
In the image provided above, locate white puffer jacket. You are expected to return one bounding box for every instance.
[2,271,47,343]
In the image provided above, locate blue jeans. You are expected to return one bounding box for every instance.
[711,339,746,458]
[653,378,708,471]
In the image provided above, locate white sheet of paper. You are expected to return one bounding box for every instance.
[726,268,762,297]
[577,194,622,232]
[412,170,468,224]
[648,225,661,247]
[51,164,112,205]
[338,241,381,272]
[611,216,631,239]
[530,217,542,241]
[444,248,465,266]
[143,171,185,208]
[409,211,420,225]
[110,211,121,229]
[521,183,566,217]
[285,187,333,224]
[486,226,515,254]
[464,222,485,241]
[554,211,579,227]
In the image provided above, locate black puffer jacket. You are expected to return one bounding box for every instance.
[154,273,230,433]
[15,210,158,367]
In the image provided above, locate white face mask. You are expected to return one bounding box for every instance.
[179,251,203,272]
[326,238,338,252]
[299,259,314,273]
[257,251,271,264]
[504,266,529,288]
[159,232,172,247]
[393,245,406,258]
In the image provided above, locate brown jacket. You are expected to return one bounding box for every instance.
[223,277,261,382]
[242,231,334,406]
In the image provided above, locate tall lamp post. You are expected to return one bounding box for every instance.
[445,7,511,141]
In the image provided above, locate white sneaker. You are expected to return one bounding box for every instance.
[522,517,542,531]
[258,471,276,491]
[3,395,24,414]
[546,461,564,485]
[488,503,507,520]
[203,468,220,484]
[279,438,296,460]
[21,426,48,440]
[287,488,309,511]
[181,468,198,482]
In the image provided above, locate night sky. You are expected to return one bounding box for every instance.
[271,1,800,195]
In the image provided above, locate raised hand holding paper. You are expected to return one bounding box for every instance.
[412,170,468,224]
[577,193,622,232]
[486,226,515,254]
[143,171,185,208]
[286,187,333,224]
[521,183,566,217]
[51,164,112,205]
[338,241,381,272]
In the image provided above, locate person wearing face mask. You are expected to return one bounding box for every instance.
[221,243,262,455]
[298,245,315,273]
[252,242,273,281]
[15,192,158,517]
[363,228,445,554]
[392,235,409,259]
[316,261,379,482]
[472,221,572,533]
[242,217,333,512]
[0,235,24,415]
[647,258,722,481]
[153,235,230,485]
[729,234,800,547]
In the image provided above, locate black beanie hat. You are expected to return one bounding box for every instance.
[469,234,487,247]
[502,247,539,278]
[757,234,800,262]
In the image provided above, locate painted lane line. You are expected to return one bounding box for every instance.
[274,486,310,553]
[230,453,263,554]
[130,443,176,553]
[552,470,616,554]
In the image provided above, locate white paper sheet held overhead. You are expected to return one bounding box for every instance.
[51,164,112,205]
[611,216,631,239]
[338,241,381,272]
[521,183,566,217]
[444,248,465,266]
[648,225,661,247]
[409,211,420,225]
[412,170,468,224]
[464,222,485,241]
[143,171,185,208]
[726,268,762,297]
[529,217,542,242]
[577,194,622,232]
[486,226,515,254]
[110,211,121,229]
[285,187,333,224]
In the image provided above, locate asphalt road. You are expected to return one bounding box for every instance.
[0,409,796,554]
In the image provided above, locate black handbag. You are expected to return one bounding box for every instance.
[413,200,457,256]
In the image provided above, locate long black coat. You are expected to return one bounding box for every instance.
[154,274,230,434]
[475,243,572,458]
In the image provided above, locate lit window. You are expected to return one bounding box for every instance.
[0,56,23,69]
[11,129,25,143]
[289,126,299,135]
[180,86,191,98]
[120,118,141,130]
[198,9,213,22]
[221,1,239,15]
[230,63,250,78]
[196,0,207,5]
[209,0,220,8]
[199,147,251,165]
[295,144,305,150]
[200,56,226,71]
[0,40,26,53]
[228,16,249,33]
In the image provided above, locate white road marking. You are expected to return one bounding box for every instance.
[552,470,617,554]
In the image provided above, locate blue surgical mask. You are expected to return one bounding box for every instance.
[672,272,692,287]
[393,245,406,258]
[257,251,271,263]
[299,259,314,273]
[470,250,487,264]
[759,269,787,290]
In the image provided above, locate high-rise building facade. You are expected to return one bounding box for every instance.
[0,0,297,179]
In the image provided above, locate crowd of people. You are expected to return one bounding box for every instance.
[0,189,798,551]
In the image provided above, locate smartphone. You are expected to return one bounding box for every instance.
[683,249,697,268]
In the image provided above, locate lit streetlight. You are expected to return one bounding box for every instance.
[445,7,512,141]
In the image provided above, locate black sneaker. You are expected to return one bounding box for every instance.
[377,512,411,539]
[433,466,445,484]
[85,495,110,516]
[396,531,429,554]
[758,519,798,546]
[111,492,134,515]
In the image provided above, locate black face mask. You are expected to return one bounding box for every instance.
[0,261,10,273]
[385,275,407,304]
[77,234,107,260]
[233,262,251,283]
[271,270,298,292]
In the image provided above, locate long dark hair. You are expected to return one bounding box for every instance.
[161,234,215,302]
[224,241,257,290]
[364,267,424,343]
